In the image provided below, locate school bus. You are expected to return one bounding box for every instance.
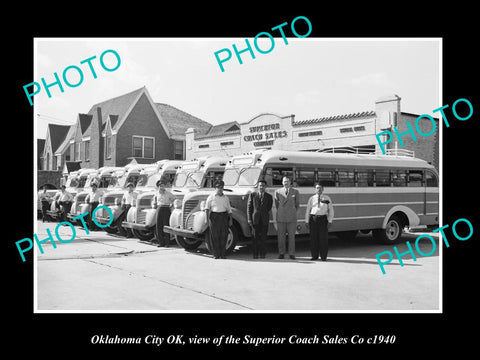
[164,149,439,253]
[93,164,145,233]
[46,168,96,221]
[67,167,122,223]
[121,160,183,240]
[168,156,229,247]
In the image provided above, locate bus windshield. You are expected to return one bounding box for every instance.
[223,167,261,186]
[65,177,79,188]
[136,173,161,188]
[174,171,203,188]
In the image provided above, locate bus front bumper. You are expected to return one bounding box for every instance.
[121,221,153,231]
[163,226,204,240]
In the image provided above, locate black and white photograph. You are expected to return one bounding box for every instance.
[33,37,442,312]
[7,6,478,356]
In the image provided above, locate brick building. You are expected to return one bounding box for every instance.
[41,86,212,172]
[186,94,439,170]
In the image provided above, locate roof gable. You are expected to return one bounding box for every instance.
[47,124,71,153]
[78,113,93,135]
[155,103,212,139]
[86,87,145,130]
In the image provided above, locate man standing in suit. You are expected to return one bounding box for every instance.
[274,176,300,259]
[247,179,273,259]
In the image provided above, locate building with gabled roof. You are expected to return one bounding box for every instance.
[41,86,213,173]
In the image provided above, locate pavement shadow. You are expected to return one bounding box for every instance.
[182,232,437,268]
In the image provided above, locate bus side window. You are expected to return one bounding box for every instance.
[375,170,391,187]
[318,170,335,187]
[357,170,374,187]
[338,169,355,187]
[408,170,423,187]
[392,170,407,187]
[267,167,293,186]
[426,170,438,187]
[295,170,315,187]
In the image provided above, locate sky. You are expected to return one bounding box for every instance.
[34,38,440,139]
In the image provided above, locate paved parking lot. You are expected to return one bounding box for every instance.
[35,220,440,311]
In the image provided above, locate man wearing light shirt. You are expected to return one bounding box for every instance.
[117,182,136,237]
[305,183,334,261]
[85,182,103,230]
[205,180,232,259]
[53,185,74,222]
[151,179,176,247]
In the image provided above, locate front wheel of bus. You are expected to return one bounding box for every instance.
[103,225,118,234]
[175,235,203,250]
[205,224,240,255]
[373,215,403,244]
[132,228,155,241]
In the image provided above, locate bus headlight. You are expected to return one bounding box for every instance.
[199,200,206,211]
[173,199,182,209]
[114,198,121,205]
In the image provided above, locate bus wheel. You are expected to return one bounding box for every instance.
[226,223,240,254]
[103,225,118,234]
[204,224,240,255]
[374,215,403,244]
[336,230,358,241]
[132,228,155,241]
[175,235,203,250]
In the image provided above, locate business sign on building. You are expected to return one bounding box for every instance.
[242,115,291,149]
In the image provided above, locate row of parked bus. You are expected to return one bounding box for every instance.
[39,149,439,255]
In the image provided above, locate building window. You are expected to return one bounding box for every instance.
[105,136,112,159]
[70,143,74,161]
[340,127,354,133]
[220,141,234,146]
[354,126,366,132]
[298,130,323,137]
[174,140,184,160]
[132,135,154,159]
[198,144,209,149]
[84,140,90,161]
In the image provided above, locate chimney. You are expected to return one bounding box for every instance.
[97,107,104,167]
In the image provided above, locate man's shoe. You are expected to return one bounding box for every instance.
[278,254,284,259]
[289,255,296,260]
[310,257,318,261]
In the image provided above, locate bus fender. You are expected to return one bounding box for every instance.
[231,208,252,238]
[382,205,420,228]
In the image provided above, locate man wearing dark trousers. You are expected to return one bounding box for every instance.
[117,182,136,237]
[85,182,102,231]
[151,179,176,247]
[205,180,232,259]
[247,179,273,259]
[305,183,334,261]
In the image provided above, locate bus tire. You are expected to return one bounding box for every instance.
[374,214,404,244]
[103,225,118,234]
[132,228,155,241]
[204,223,240,255]
[226,223,240,254]
[175,235,203,250]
